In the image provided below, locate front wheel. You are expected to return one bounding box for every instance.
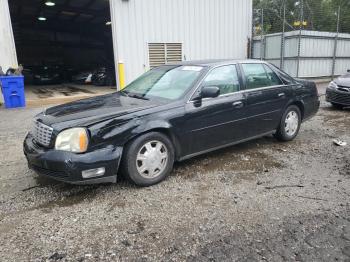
[275,105,301,142]
[120,132,175,186]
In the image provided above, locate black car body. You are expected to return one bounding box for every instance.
[32,66,63,85]
[24,60,319,185]
[326,71,350,108]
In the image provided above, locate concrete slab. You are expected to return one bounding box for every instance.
[1,83,116,108]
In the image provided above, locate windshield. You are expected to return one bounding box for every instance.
[122,65,203,100]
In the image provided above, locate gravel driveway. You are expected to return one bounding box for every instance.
[0,86,349,261]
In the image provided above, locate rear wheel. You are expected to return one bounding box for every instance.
[331,102,343,110]
[275,105,301,142]
[121,132,174,186]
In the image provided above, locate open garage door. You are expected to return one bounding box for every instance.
[8,0,116,103]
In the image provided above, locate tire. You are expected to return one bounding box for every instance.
[331,103,343,110]
[275,105,301,142]
[120,132,175,186]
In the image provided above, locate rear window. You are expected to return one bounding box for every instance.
[263,65,283,86]
[241,63,283,89]
[269,64,296,85]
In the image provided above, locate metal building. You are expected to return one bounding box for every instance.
[0,0,18,71]
[1,0,252,89]
[253,30,350,78]
[110,0,253,85]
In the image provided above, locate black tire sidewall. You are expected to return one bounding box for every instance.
[331,103,343,110]
[277,105,301,141]
[122,132,175,186]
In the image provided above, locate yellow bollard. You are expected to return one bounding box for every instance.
[118,61,125,90]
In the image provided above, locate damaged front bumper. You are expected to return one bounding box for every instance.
[23,133,122,185]
[326,88,350,106]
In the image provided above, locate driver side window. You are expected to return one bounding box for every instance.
[202,65,240,96]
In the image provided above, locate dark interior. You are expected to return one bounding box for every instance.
[8,0,115,85]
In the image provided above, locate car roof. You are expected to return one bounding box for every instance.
[167,59,266,67]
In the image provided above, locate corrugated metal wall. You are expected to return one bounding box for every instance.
[110,0,253,85]
[253,30,350,78]
[0,0,18,71]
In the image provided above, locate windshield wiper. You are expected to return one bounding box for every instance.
[120,90,129,97]
[128,93,150,100]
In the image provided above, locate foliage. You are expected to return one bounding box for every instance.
[253,0,350,34]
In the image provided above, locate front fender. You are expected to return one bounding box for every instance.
[129,120,182,159]
[131,119,171,134]
[89,118,182,159]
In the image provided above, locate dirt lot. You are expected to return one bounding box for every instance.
[0,86,349,261]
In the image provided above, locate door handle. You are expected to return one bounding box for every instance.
[232,101,244,108]
[278,92,286,98]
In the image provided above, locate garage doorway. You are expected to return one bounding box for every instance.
[8,0,116,105]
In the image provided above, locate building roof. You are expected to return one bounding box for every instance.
[170,59,265,67]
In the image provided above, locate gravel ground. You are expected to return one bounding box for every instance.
[0,85,349,261]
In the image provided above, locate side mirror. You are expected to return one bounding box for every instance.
[201,86,220,99]
[347,69,350,73]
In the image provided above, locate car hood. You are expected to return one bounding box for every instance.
[38,92,159,130]
[335,74,350,87]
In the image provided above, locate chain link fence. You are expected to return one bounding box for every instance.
[251,0,350,78]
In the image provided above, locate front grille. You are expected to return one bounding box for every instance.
[326,90,350,106]
[32,165,69,179]
[32,120,53,147]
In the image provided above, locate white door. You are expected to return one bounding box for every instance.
[0,0,18,71]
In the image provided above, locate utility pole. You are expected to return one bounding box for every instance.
[260,9,264,60]
[280,0,286,69]
[331,6,340,80]
[296,0,304,77]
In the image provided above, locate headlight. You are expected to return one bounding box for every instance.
[328,81,337,89]
[55,128,89,153]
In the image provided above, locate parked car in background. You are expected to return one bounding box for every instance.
[72,71,93,84]
[91,67,116,86]
[24,60,320,186]
[326,70,350,109]
[32,65,63,85]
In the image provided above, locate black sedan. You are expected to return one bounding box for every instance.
[24,60,320,186]
[326,70,350,109]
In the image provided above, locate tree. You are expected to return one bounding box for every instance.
[253,0,350,34]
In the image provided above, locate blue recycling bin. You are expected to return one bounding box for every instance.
[0,76,26,108]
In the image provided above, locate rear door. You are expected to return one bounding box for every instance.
[183,64,248,155]
[239,63,290,136]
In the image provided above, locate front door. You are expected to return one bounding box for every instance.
[182,65,248,156]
